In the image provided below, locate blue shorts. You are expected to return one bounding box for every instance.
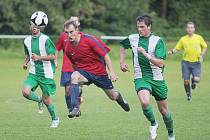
[60,72,73,87]
[77,69,114,89]
[181,60,201,80]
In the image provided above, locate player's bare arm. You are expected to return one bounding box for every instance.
[31,53,55,61]
[104,54,118,82]
[200,48,207,62]
[120,47,129,72]
[137,47,164,68]
[55,50,59,67]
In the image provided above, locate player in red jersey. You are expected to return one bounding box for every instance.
[64,20,130,118]
[55,17,83,117]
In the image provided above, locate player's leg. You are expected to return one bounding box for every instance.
[60,72,73,113]
[69,71,88,117]
[22,74,42,103]
[135,79,158,140]
[191,61,201,90]
[181,60,192,101]
[152,80,175,140]
[40,78,59,128]
[102,89,130,112]
[156,100,175,140]
[88,73,130,112]
[139,89,158,140]
[78,85,84,105]
[65,85,72,112]
[42,95,59,128]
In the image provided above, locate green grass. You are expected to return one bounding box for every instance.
[0,48,210,140]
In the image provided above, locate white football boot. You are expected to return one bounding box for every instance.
[50,117,60,128]
[149,123,158,140]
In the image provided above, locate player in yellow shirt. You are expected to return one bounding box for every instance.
[168,21,207,101]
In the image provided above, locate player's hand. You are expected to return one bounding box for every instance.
[109,72,118,82]
[31,53,40,61]
[137,47,146,56]
[168,50,173,55]
[120,63,129,72]
[23,63,28,70]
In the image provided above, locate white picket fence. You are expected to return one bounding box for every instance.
[0,35,126,40]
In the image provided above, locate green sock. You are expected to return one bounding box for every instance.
[142,105,156,126]
[26,92,41,102]
[47,104,57,120]
[163,112,174,137]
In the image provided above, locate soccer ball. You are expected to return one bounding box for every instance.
[30,11,48,27]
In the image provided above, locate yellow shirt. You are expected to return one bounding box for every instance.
[175,34,207,62]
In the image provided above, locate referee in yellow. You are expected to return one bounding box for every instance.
[168,21,207,101]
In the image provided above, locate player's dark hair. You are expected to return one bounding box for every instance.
[136,14,152,27]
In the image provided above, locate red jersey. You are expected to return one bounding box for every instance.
[56,32,74,72]
[65,32,110,75]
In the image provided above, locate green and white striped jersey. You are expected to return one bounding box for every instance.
[24,33,56,79]
[120,33,166,80]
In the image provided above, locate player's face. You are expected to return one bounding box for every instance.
[137,21,151,37]
[30,24,40,36]
[65,24,79,42]
[186,23,195,36]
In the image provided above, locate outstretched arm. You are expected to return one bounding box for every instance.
[104,54,118,82]
[168,48,179,55]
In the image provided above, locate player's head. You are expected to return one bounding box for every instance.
[186,21,195,36]
[136,14,152,37]
[64,19,80,42]
[29,23,41,36]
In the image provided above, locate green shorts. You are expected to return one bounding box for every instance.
[23,74,56,96]
[134,78,168,101]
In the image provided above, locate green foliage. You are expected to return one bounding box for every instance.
[81,28,105,38]
[0,0,210,43]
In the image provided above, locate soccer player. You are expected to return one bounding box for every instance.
[64,20,130,118]
[120,15,175,140]
[55,16,83,117]
[168,21,207,101]
[22,12,59,128]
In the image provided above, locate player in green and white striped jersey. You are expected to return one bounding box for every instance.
[120,15,175,140]
[22,12,59,128]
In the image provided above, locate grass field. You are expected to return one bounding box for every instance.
[0,47,210,140]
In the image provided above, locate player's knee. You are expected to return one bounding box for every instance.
[42,96,50,105]
[184,80,190,85]
[22,88,30,97]
[194,77,200,83]
[159,108,168,116]
[138,94,150,107]
[71,72,80,84]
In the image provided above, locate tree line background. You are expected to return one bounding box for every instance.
[0,0,210,42]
